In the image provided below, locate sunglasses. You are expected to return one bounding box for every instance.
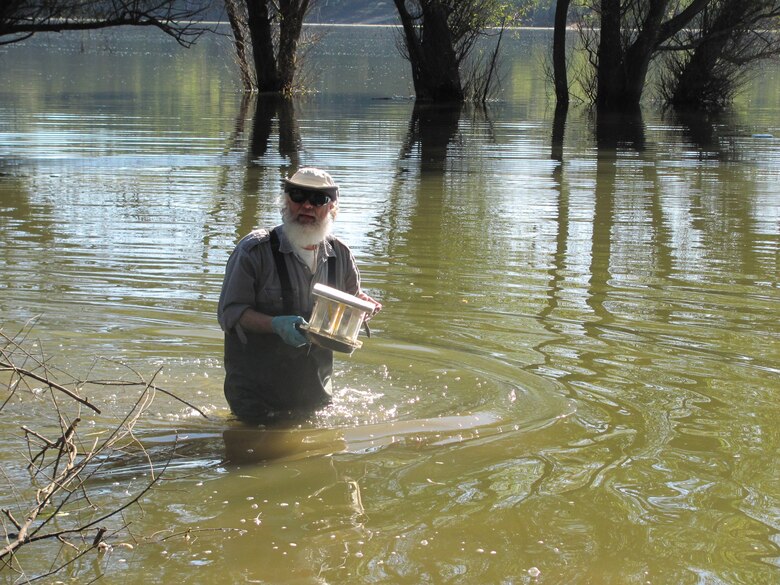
[286,187,332,207]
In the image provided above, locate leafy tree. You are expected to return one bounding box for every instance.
[661,0,780,110]
[572,0,780,111]
[393,0,518,103]
[0,0,211,47]
[577,0,711,110]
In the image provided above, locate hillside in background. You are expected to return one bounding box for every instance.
[307,0,397,25]
[201,1,556,27]
[305,0,558,26]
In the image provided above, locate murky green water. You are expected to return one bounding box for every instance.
[1,26,778,584]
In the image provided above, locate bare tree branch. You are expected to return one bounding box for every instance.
[0,0,214,47]
[1,331,101,414]
[0,326,208,581]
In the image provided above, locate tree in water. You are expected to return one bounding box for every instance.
[578,0,711,110]
[393,0,513,103]
[661,0,780,111]
[552,0,572,108]
[225,0,314,94]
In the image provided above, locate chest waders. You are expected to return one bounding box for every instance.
[223,229,338,424]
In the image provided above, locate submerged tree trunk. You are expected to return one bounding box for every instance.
[247,0,280,92]
[394,0,464,102]
[593,0,711,110]
[595,0,627,109]
[553,0,571,107]
[229,0,311,94]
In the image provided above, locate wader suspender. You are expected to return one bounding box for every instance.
[269,228,337,317]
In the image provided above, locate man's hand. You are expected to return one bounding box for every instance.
[358,292,383,320]
[271,315,309,347]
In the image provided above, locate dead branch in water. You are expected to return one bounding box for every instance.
[80,374,209,419]
[0,323,204,580]
[0,328,100,414]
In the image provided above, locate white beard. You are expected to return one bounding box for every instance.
[281,204,334,248]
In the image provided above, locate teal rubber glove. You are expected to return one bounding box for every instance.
[271,315,309,347]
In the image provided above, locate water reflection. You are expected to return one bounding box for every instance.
[1,28,779,585]
[244,95,304,235]
[399,102,463,173]
[668,108,724,154]
[211,94,306,242]
[221,411,503,464]
[248,94,303,164]
[378,101,523,365]
[550,102,567,164]
[594,108,647,152]
[393,100,464,273]
[536,104,572,358]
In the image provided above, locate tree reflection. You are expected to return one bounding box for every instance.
[383,101,464,262]
[399,102,463,174]
[661,108,762,281]
[539,104,571,328]
[551,102,568,165]
[212,94,305,240]
[663,107,743,163]
[594,108,646,152]
[374,101,478,343]
[392,102,462,273]
[237,95,303,236]
[588,109,648,329]
[668,108,722,154]
[248,95,303,164]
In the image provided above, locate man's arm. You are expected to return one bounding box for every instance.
[237,307,274,334]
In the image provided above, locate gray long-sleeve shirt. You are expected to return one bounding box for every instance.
[218,225,361,333]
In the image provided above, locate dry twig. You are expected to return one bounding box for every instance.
[0,325,203,580]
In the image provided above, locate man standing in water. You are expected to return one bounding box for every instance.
[218,167,381,424]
